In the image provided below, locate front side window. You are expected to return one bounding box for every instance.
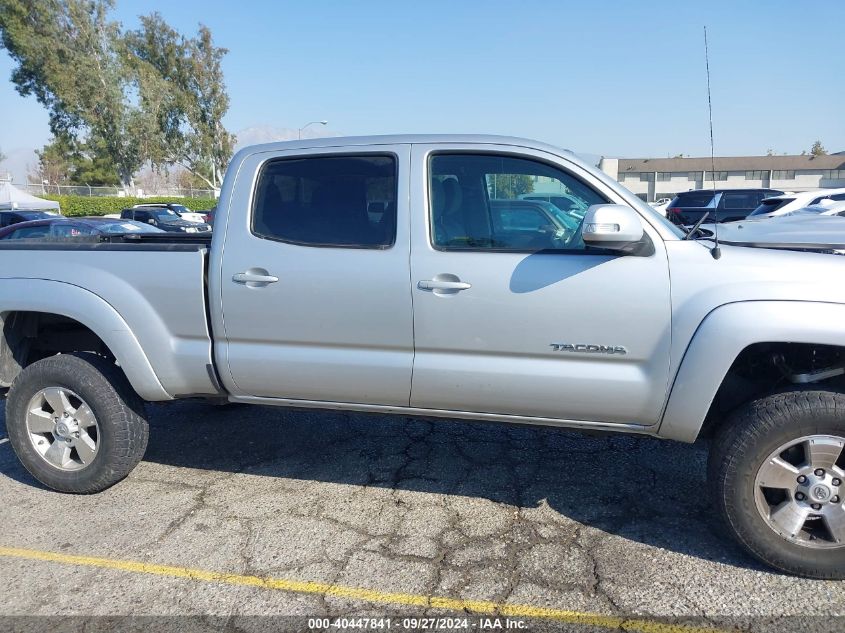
[429,154,607,251]
[252,154,397,248]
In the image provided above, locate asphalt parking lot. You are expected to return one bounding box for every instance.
[1,399,843,633]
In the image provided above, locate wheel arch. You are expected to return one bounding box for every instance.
[659,300,845,442]
[0,279,171,401]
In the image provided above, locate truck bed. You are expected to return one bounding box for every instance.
[0,236,219,398]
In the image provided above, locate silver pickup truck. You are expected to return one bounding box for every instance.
[2,135,844,579]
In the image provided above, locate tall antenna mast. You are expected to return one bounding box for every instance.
[704,26,721,259]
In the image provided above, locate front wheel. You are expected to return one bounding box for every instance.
[709,389,845,578]
[6,352,149,494]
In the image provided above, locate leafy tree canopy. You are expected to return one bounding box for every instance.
[0,0,234,190]
[810,140,827,156]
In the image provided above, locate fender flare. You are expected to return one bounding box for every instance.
[0,278,171,401]
[659,300,845,442]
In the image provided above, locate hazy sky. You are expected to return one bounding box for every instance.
[2,0,843,180]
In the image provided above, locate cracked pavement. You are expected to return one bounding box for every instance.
[1,399,844,632]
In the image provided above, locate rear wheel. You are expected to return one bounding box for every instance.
[709,389,845,578]
[6,352,149,493]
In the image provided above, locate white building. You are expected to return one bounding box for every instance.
[599,154,845,202]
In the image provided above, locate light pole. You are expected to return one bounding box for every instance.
[298,120,328,140]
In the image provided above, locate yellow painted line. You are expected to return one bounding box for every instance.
[0,545,723,633]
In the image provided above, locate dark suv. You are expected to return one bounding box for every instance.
[665,189,784,226]
[120,207,211,233]
[0,210,58,228]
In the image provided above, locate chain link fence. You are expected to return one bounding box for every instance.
[18,182,217,199]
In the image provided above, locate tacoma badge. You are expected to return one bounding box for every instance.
[550,343,627,355]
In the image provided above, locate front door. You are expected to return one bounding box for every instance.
[409,145,672,426]
[219,145,414,406]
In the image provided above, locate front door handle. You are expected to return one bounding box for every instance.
[232,270,279,286]
[417,280,471,291]
[417,273,472,298]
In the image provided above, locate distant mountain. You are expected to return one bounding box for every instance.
[0,147,38,184]
[234,125,334,150]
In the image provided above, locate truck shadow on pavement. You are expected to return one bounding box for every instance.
[0,399,761,572]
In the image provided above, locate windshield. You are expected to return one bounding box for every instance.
[169,205,190,214]
[749,197,792,216]
[668,192,715,208]
[148,209,181,223]
[99,221,164,234]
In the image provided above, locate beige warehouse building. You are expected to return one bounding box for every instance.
[599,154,845,202]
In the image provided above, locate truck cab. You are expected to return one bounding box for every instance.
[2,135,844,579]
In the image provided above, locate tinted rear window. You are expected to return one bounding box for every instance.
[749,197,792,216]
[669,193,714,208]
[252,154,397,248]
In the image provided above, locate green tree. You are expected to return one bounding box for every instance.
[33,136,119,186]
[33,136,76,184]
[487,174,534,199]
[0,0,152,189]
[810,140,827,156]
[0,1,233,191]
[126,14,234,189]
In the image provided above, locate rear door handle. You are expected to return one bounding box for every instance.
[232,271,279,285]
[417,280,471,291]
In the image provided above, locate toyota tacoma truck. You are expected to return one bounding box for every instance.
[1,135,844,579]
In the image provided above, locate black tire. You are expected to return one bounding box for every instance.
[6,352,149,493]
[709,388,845,579]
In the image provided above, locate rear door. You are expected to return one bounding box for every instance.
[408,144,672,426]
[218,145,414,405]
[719,191,764,221]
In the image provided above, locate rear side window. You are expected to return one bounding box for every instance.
[6,226,50,239]
[252,154,397,248]
[51,223,95,237]
[720,192,759,210]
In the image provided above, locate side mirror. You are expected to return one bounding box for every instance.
[147,219,156,225]
[581,204,648,254]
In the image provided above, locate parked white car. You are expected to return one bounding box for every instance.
[791,200,845,217]
[699,214,845,253]
[649,197,672,216]
[747,188,845,219]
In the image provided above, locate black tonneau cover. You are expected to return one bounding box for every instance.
[0,233,212,251]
